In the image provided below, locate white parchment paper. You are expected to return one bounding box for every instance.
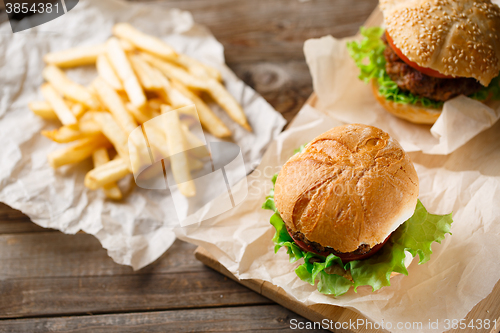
[176,103,500,332]
[0,0,285,269]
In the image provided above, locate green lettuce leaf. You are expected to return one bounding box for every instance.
[347,26,500,109]
[294,144,307,154]
[469,75,500,102]
[264,171,453,296]
[262,174,278,212]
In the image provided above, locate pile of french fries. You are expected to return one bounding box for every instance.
[29,23,251,200]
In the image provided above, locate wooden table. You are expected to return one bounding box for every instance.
[0,1,378,331]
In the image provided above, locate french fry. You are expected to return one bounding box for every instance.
[30,100,87,120]
[162,105,196,197]
[160,104,172,114]
[144,119,206,169]
[113,23,177,60]
[92,148,123,200]
[171,54,222,82]
[29,101,58,120]
[41,83,77,125]
[171,80,231,138]
[128,124,156,182]
[119,39,135,52]
[140,52,208,90]
[48,134,111,168]
[181,123,210,158]
[194,58,222,82]
[92,111,130,165]
[106,38,147,109]
[147,98,164,112]
[144,124,205,172]
[36,23,250,201]
[70,102,86,118]
[92,78,138,134]
[141,52,250,131]
[78,112,101,135]
[96,55,123,91]
[126,102,159,124]
[113,23,221,81]
[44,44,106,68]
[188,157,204,171]
[43,65,99,109]
[86,84,100,101]
[42,124,87,143]
[155,71,194,108]
[84,158,130,190]
[205,78,251,131]
[128,54,163,91]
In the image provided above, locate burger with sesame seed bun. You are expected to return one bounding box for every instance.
[262,124,453,296]
[348,0,500,124]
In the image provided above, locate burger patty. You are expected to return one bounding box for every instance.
[381,33,483,102]
[290,229,371,255]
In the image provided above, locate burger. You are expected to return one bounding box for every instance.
[347,0,500,124]
[262,124,453,296]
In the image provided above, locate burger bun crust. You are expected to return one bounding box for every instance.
[380,0,500,86]
[274,124,419,253]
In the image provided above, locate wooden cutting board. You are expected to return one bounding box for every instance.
[195,6,500,333]
[195,246,500,333]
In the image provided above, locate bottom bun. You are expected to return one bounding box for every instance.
[371,79,441,125]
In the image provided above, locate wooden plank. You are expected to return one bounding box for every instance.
[0,204,54,234]
[0,270,271,318]
[0,305,329,333]
[0,235,271,318]
[232,61,313,123]
[0,234,203,279]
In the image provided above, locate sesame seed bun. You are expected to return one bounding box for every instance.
[380,0,500,86]
[274,124,419,253]
[371,79,442,124]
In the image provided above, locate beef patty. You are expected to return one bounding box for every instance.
[381,33,483,102]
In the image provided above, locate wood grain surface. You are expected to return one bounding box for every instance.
[0,305,325,333]
[0,0,378,331]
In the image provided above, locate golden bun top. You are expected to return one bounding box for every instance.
[380,0,500,86]
[274,124,419,253]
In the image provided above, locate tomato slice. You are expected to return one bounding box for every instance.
[385,31,454,79]
[287,226,391,263]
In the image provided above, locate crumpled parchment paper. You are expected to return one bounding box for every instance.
[0,0,286,270]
